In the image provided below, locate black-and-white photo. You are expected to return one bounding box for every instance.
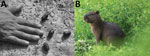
[0,0,74,56]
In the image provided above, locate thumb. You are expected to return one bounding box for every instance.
[7,5,23,16]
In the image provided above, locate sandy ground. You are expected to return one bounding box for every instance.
[0,0,74,56]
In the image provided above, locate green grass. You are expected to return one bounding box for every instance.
[84,27,150,56]
[75,0,150,56]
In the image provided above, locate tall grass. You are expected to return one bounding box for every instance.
[84,26,150,56]
[75,0,150,56]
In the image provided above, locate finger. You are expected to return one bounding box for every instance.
[17,20,42,29]
[17,24,43,36]
[12,30,40,41]
[3,36,29,46]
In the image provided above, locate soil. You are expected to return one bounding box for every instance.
[0,0,74,56]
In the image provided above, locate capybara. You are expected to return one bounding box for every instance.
[84,11,124,46]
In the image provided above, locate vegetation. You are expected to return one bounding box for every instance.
[75,0,150,56]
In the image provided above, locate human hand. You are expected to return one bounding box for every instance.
[0,5,43,46]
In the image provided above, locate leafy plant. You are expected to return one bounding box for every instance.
[75,0,150,56]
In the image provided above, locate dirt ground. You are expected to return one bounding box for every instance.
[0,0,74,56]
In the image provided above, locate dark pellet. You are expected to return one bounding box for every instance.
[40,12,49,24]
[42,42,50,52]
[62,30,71,41]
[47,30,55,40]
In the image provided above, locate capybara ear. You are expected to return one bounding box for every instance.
[7,5,23,16]
[96,11,99,14]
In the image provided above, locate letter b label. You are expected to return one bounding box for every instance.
[76,1,80,7]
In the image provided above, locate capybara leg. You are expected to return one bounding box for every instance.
[96,39,99,45]
[95,37,100,45]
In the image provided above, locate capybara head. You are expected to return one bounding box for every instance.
[84,11,100,23]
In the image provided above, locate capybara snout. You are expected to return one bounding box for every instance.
[84,14,88,22]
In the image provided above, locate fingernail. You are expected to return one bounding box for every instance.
[40,30,44,34]
[39,30,44,37]
[25,41,29,45]
[34,36,40,41]
[38,24,42,27]
[23,41,29,46]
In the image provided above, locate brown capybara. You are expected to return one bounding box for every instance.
[84,11,124,46]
